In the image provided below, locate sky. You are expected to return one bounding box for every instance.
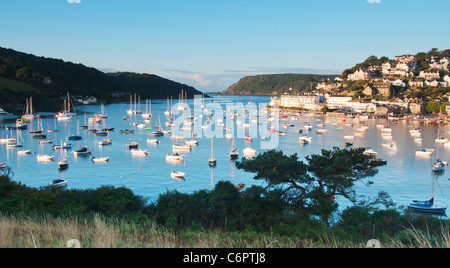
[1,0,449,92]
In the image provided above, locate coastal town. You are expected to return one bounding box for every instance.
[270,51,450,121]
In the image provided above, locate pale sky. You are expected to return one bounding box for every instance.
[1,0,449,92]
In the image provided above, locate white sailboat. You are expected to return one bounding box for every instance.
[164,97,173,116]
[97,103,108,118]
[57,141,69,170]
[5,128,24,148]
[56,92,76,120]
[177,89,187,111]
[208,139,216,167]
[21,97,37,121]
[432,145,445,172]
[230,138,239,160]
[141,99,152,118]
[127,94,143,115]
[408,173,447,214]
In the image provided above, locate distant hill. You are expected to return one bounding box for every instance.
[0,47,204,110]
[221,73,338,96]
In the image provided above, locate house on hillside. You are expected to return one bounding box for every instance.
[419,71,440,80]
[409,80,424,88]
[373,82,393,96]
[363,85,378,96]
[347,69,371,81]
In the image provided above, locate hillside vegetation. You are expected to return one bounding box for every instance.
[0,47,203,110]
[221,73,337,96]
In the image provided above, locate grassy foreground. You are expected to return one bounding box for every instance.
[1,214,449,248]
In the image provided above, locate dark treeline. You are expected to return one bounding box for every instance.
[0,148,449,244]
[0,47,204,109]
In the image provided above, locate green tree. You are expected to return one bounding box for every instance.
[236,148,374,226]
[426,101,441,113]
[15,67,31,81]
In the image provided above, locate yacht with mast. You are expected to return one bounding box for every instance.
[56,92,77,120]
[127,94,143,115]
[21,97,37,121]
[209,139,217,167]
[141,99,152,118]
[230,138,239,160]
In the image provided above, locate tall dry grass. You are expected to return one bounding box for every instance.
[0,214,449,248]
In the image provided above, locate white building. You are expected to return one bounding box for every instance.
[419,71,440,80]
[316,82,341,91]
[424,80,439,87]
[347,69,371,81]
[429,58,449,71]
[345,100,376,113]
[324,94,353,109]
[444,75,450,84]
[395,55,415,63]
[280,94,321,110]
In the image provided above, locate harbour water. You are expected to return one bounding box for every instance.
[1,94,449,216]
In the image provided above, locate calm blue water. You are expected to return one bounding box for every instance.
[1,94,449,216]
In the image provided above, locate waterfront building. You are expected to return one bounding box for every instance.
[279,93,321,110]
[324,94,353,109]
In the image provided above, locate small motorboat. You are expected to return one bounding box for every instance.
[91,156,110,162]
[185,139,199,145]
[165,153,184,162]
[152,130,164,136]
[33,134,47,139]
[17,150,32,155]
[51,178,68,188]
[126,142,139,149]
[299,138,309,145]
[72,146,92,156]
[171,171,185,179]
[147,138,160,144]
[130,149,148,155]
[99,139,112,146]
[95,131,108,136]
[415,149,432,156]
[53,142,72,150]
[172,144,191,150]
[0,162,6,169]
[37,154,55,161]
[68,135,82,141]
